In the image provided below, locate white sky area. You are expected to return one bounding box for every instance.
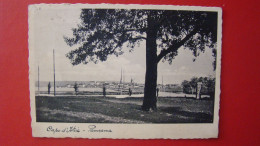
[31,7,215,84]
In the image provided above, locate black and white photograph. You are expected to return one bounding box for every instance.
[29,4,222,139]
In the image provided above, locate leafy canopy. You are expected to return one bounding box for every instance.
[181,76,215,95]
[65,9,217,68]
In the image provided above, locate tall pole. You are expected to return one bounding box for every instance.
[120,68,122,84]
[122,69,124,88]
[124,70,125,84]
[53,49,56,96]
[38,65,40,93]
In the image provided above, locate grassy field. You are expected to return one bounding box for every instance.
[36,96,214,123]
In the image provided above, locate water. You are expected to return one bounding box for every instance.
[36,87,210,98]
[37,87,117,92]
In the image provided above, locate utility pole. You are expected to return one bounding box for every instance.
[119,68,123,94]
[120,68,122,84]
[122,69,125,89]
[38,65,40,93]
[53,49,56,96]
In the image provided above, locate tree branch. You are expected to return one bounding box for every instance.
[156,28,199,63]
[132,36,146,40]
[107,36,146,55]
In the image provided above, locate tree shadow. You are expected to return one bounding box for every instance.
[160,106,213,123]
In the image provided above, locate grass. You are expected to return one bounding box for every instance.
[36,95,214,123]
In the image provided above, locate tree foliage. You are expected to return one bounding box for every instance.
[64,9,218,68]
[181,77,215,98]
[64,9,218,110]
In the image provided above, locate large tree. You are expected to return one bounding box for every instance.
[64,9,218,111]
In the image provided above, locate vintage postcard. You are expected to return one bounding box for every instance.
[29,4,222,139]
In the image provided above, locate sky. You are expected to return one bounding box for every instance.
[30,6,216,84]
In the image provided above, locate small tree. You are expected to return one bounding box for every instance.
[181,80,191,94]
[65,9,218,110]
[206,78,215,99]
[74,82,79,95]
[181,77,215,98]
[48,82,51,94]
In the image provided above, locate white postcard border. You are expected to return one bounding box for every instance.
[29,3,222,139]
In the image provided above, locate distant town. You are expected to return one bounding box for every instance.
[35,80,183,94]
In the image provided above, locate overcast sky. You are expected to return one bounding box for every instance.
[30,6,215,84]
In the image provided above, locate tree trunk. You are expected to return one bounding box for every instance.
[142,13,158,111]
